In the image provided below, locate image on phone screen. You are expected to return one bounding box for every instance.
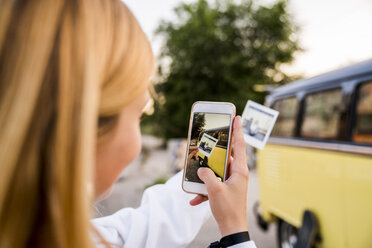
[185,112,231,183]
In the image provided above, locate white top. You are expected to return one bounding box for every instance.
[92,171,257,248]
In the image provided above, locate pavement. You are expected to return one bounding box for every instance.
[94,135,277,247]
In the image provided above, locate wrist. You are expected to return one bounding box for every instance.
[218,221,248,237]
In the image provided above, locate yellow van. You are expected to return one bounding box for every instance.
[255,59,372,247]
[197,126,230,178]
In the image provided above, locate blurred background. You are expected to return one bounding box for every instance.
[95,0,372,247]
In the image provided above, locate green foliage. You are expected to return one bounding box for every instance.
[149,0,301,139]
[191,113,206,140]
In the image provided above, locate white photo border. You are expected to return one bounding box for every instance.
[241,100,279,150]
[198,133,218,157]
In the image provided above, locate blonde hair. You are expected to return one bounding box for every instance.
[0,0,154,247]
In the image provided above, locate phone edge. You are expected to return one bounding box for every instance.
[223,104,236,181]
[181,102,200,195]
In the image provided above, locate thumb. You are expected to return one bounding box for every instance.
[197,167,221,190]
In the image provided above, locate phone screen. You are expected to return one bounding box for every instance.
[185,112,232,183]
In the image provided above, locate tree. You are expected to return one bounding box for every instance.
[191,113,206,140]
[148,0,301,139]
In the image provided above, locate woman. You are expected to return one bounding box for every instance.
[0,0,256,247]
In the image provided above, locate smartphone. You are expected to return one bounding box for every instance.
[182,101,235,195]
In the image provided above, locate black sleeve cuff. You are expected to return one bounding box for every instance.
[209,231,250,248]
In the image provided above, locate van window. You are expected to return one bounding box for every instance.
[301,89,343,139]
[272,97,298,137]
[353,81,372,144]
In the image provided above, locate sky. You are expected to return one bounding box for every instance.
[124,0,372,78]
[203,113,231,130]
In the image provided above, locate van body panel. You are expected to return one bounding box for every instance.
[258,143,372,247]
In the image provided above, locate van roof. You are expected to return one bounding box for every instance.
[269,58,372,98]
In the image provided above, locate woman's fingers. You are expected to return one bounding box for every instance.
[189,146,198,152]
[189,194,208,206]
[198,167,222,193]
[232,116,246,164]
[190,149,198,157]
[230,116,247,175]
[188,149,198,161]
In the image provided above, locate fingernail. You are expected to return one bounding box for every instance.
[236,116,241,125]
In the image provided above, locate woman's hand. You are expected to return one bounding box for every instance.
[190,116,249,237]
[187,146,199,162]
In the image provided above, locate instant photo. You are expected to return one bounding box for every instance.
[242,100,279,150]
[185,112,231,183]
[198,133,218,157]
